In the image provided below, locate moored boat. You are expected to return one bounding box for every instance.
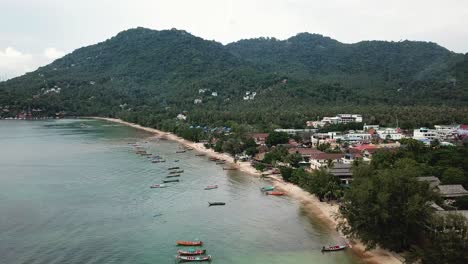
[208,202,225,206]
[166,174,181,178]
[260,186,275,192]
[150,184,166,188]
[176,240,203,246]
[215,161,225,165]
[168,166,180,170]
[176,255,211,262]
[152,159,166,163]
[177,249,206,256]
[163,179,180,183]
[169,170,184,174]
[176,150,186,153]
[204,185,218,190]
[321,244,348,252]
[195,153,206,157]
[209,157,219,161]
[266,191,286,196]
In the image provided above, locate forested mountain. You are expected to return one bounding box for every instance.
[1,27,467,130]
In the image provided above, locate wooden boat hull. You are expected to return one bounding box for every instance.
[204,185,218,190]
[177,249,206,256]
[322,245,347,252]
[168,167,180,170]
[176,240,203,246]
[260,186,275,192]
[150,184,166,188]
[163,179,179,183]
[208,202,225,206]
[176,255,211,262]
[166,174,181,178]
[266,191,285,196]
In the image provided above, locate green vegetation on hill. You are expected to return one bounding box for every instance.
[1,27,468,130]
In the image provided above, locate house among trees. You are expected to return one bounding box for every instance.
[309,153,344,170]
[437,184,468,199]
[328,163,353,185]
[248,133,269,145]
[417,176,441,189]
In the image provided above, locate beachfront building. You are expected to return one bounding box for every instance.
[328,163,353,185]
[309,153,344,170]
[311,132,343,145]
[274,128,317,136]
[288,147,323,162]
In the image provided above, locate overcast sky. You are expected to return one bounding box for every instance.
[1,0,468,80]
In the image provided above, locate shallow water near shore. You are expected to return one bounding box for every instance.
[0,119,361,264]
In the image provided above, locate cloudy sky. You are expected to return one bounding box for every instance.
[1,0,468,80]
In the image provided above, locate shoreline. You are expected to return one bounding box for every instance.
[90,117,402,264]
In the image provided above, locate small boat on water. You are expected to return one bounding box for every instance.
[174,160,180,162]
[260,186,275,192]
[170,170,184,174]
[176,240,203,246]
[215,161,225,165]
[176,150,186,153]
[204,185,218,190]
[223,167,237,171]
[168,166,180,170]
[150,184,166,188]
[177,249,206,256]
[163,179,180,183]
[195,153,206,157]
[166,174,181,178]
[152,159,166,163]
[209,157,219,161]
[176,255,211,262]
[141,153,152,156]
[321,244,348,252]
[266,191,286,196]
[208,202,225,206]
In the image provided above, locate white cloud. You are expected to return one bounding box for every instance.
[0,47,35,80]
[43,47,65,60]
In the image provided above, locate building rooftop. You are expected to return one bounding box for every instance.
[417,176,441,189]
[438,185,468,198]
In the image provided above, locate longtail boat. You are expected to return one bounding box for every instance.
[204,185,218,190]
[260,186,275,192]
[176,240,203,246]
[176,150,186,153]
[215,161,225,165]
[166,174,181,178]
[321,244,348,252]
[150,184,166,188]
[266,191,286,196]
[208,202,225,206]
[163,179,179,183]
[195,154,206,157]
[177,249,206,256]
[176,255,211,262]
[209,157,219,161]
[152,159,166,163]
[170,170,184,174]
[168,167,180,170]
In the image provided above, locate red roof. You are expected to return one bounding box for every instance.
[351,144,378,151]
[460,125,468,130]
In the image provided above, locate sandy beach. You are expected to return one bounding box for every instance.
[91,117,402,264]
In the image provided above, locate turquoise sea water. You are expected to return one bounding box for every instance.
[0,119,361,264]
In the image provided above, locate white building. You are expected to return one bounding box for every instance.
[413,128,438,141]
[376,128,405,141]
[307,114,363,128]
[194,99,202,104]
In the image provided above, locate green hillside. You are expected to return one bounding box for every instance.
[1,27,467,129]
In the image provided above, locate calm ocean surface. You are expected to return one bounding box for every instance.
[0,119,361,264]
